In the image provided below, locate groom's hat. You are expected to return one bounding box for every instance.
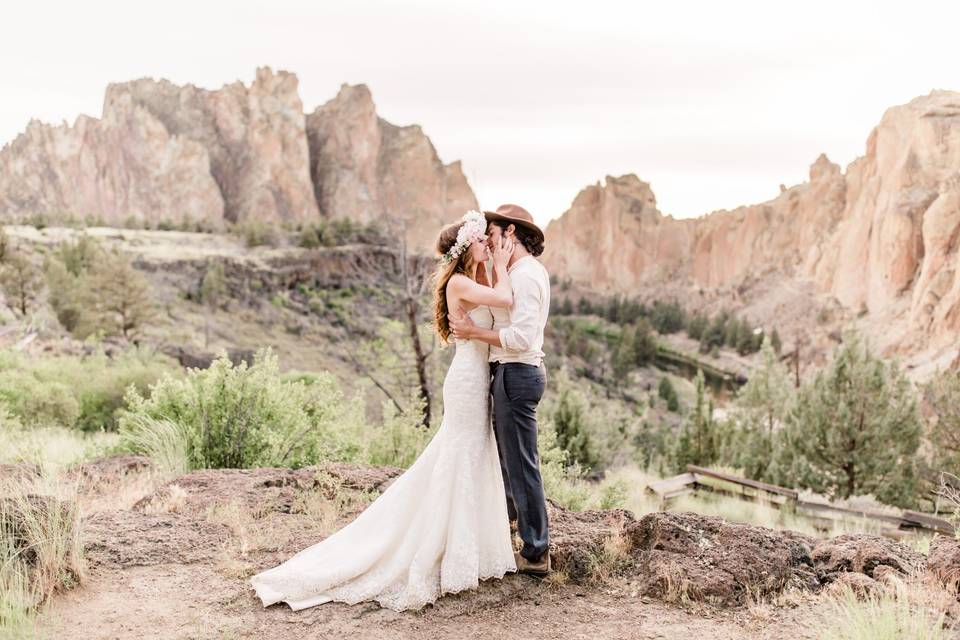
[483,204,545,245]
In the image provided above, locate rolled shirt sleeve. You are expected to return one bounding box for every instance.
[498,272,542,353]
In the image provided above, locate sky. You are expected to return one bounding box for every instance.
[2,0,959,227]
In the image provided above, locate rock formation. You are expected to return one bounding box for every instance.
[543,91,960,372]
[108,67,320,226]
[0,70,476,251]
[306,84,478,252]
[0,99,224,228]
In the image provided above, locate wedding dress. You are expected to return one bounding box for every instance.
[250,306,516,611]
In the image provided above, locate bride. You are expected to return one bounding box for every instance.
[250,210,518,612]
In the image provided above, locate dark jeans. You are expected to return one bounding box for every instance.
[490,361,549,561]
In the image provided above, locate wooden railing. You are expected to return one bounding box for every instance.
[644,465,955,538]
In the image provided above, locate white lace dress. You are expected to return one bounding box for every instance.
[250,306,516,612]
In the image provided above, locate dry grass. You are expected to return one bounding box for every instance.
[659,564,693,605]
[204,501,268,557]
[819,578,955,640]
[584,524,633,585]
[139,483,188,515]
[0,476,85,639]
[77,468,170,514]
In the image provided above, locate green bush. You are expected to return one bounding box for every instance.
[0,349,173,432]
[120,350,364,469]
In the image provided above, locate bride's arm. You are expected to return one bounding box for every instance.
[448,266,512,308]
[447,238,514,308]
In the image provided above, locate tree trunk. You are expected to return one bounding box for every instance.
[407,296,431,428]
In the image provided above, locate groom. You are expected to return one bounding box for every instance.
[449,204,551,576]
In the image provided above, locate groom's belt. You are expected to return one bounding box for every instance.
[489,362,545,373]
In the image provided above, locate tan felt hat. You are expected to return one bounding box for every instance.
[482,204,544,244]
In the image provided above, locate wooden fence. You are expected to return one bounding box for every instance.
[645,465,955,538]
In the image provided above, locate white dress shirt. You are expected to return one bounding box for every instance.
[489,255,551,366]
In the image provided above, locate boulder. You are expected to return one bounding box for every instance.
[811,534,923,583]
[546,501,636,581]
[626,511,819,605]
[927,535,960,591]
[826,571,880,598]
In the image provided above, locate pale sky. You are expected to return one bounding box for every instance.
[2,0,959,227]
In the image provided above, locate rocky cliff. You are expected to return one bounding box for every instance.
[306,84,478,252]
[543,91,960,372]
[0,69,475,251]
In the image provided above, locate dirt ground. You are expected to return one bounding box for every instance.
[34,462,836,640]
[41,561,830,640]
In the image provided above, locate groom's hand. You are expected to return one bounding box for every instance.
[448,309,476,340]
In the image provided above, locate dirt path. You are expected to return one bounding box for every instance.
[41,563,826,640]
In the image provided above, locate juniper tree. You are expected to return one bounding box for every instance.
[783,331,921,506]
[924,370,960,478]
[0,252,41,315]
[84,250,155,339]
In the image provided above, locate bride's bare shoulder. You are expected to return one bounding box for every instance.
[447,273,472,289]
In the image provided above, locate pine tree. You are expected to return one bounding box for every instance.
[686,312,709,340]
[729,338,795,482]
[658,376,679,412]
[0,227,10,264]
[784,331,921,506]
[611,325,637,383]
[577,296,593,315]
[0,252,41,315]
[924,370,960,478]
[84,250,155,339]
[672,370,718,470]
[200,260,227,347]
[552,380,597,469]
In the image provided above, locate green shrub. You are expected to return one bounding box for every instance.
[539,418,591,511]
[0,349,173,432]
[120,350,364,469]
[364,398,436,468]
[235,220,280,248]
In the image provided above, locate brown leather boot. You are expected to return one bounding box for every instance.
[514,551,551,577]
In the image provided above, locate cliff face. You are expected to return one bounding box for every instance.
[0,70,476,250]
[108,68,319,225]
[306,84,477,252]
[0,94,225,228]
[543,91,960,369]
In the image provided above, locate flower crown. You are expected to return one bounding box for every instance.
[441,210,487,264]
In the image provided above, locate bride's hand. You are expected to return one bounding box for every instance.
[492,236,514,269]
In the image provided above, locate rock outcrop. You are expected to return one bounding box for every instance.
[543,91,960,373]
[627,511,820,605]
[0,100,225,228]
[927,535,960,590]
[810,533,924,582]
[0,71,476,251]
[306,84,478,251]
[108,68,320,226]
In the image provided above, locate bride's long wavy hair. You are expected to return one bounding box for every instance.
[432,222,480,343]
